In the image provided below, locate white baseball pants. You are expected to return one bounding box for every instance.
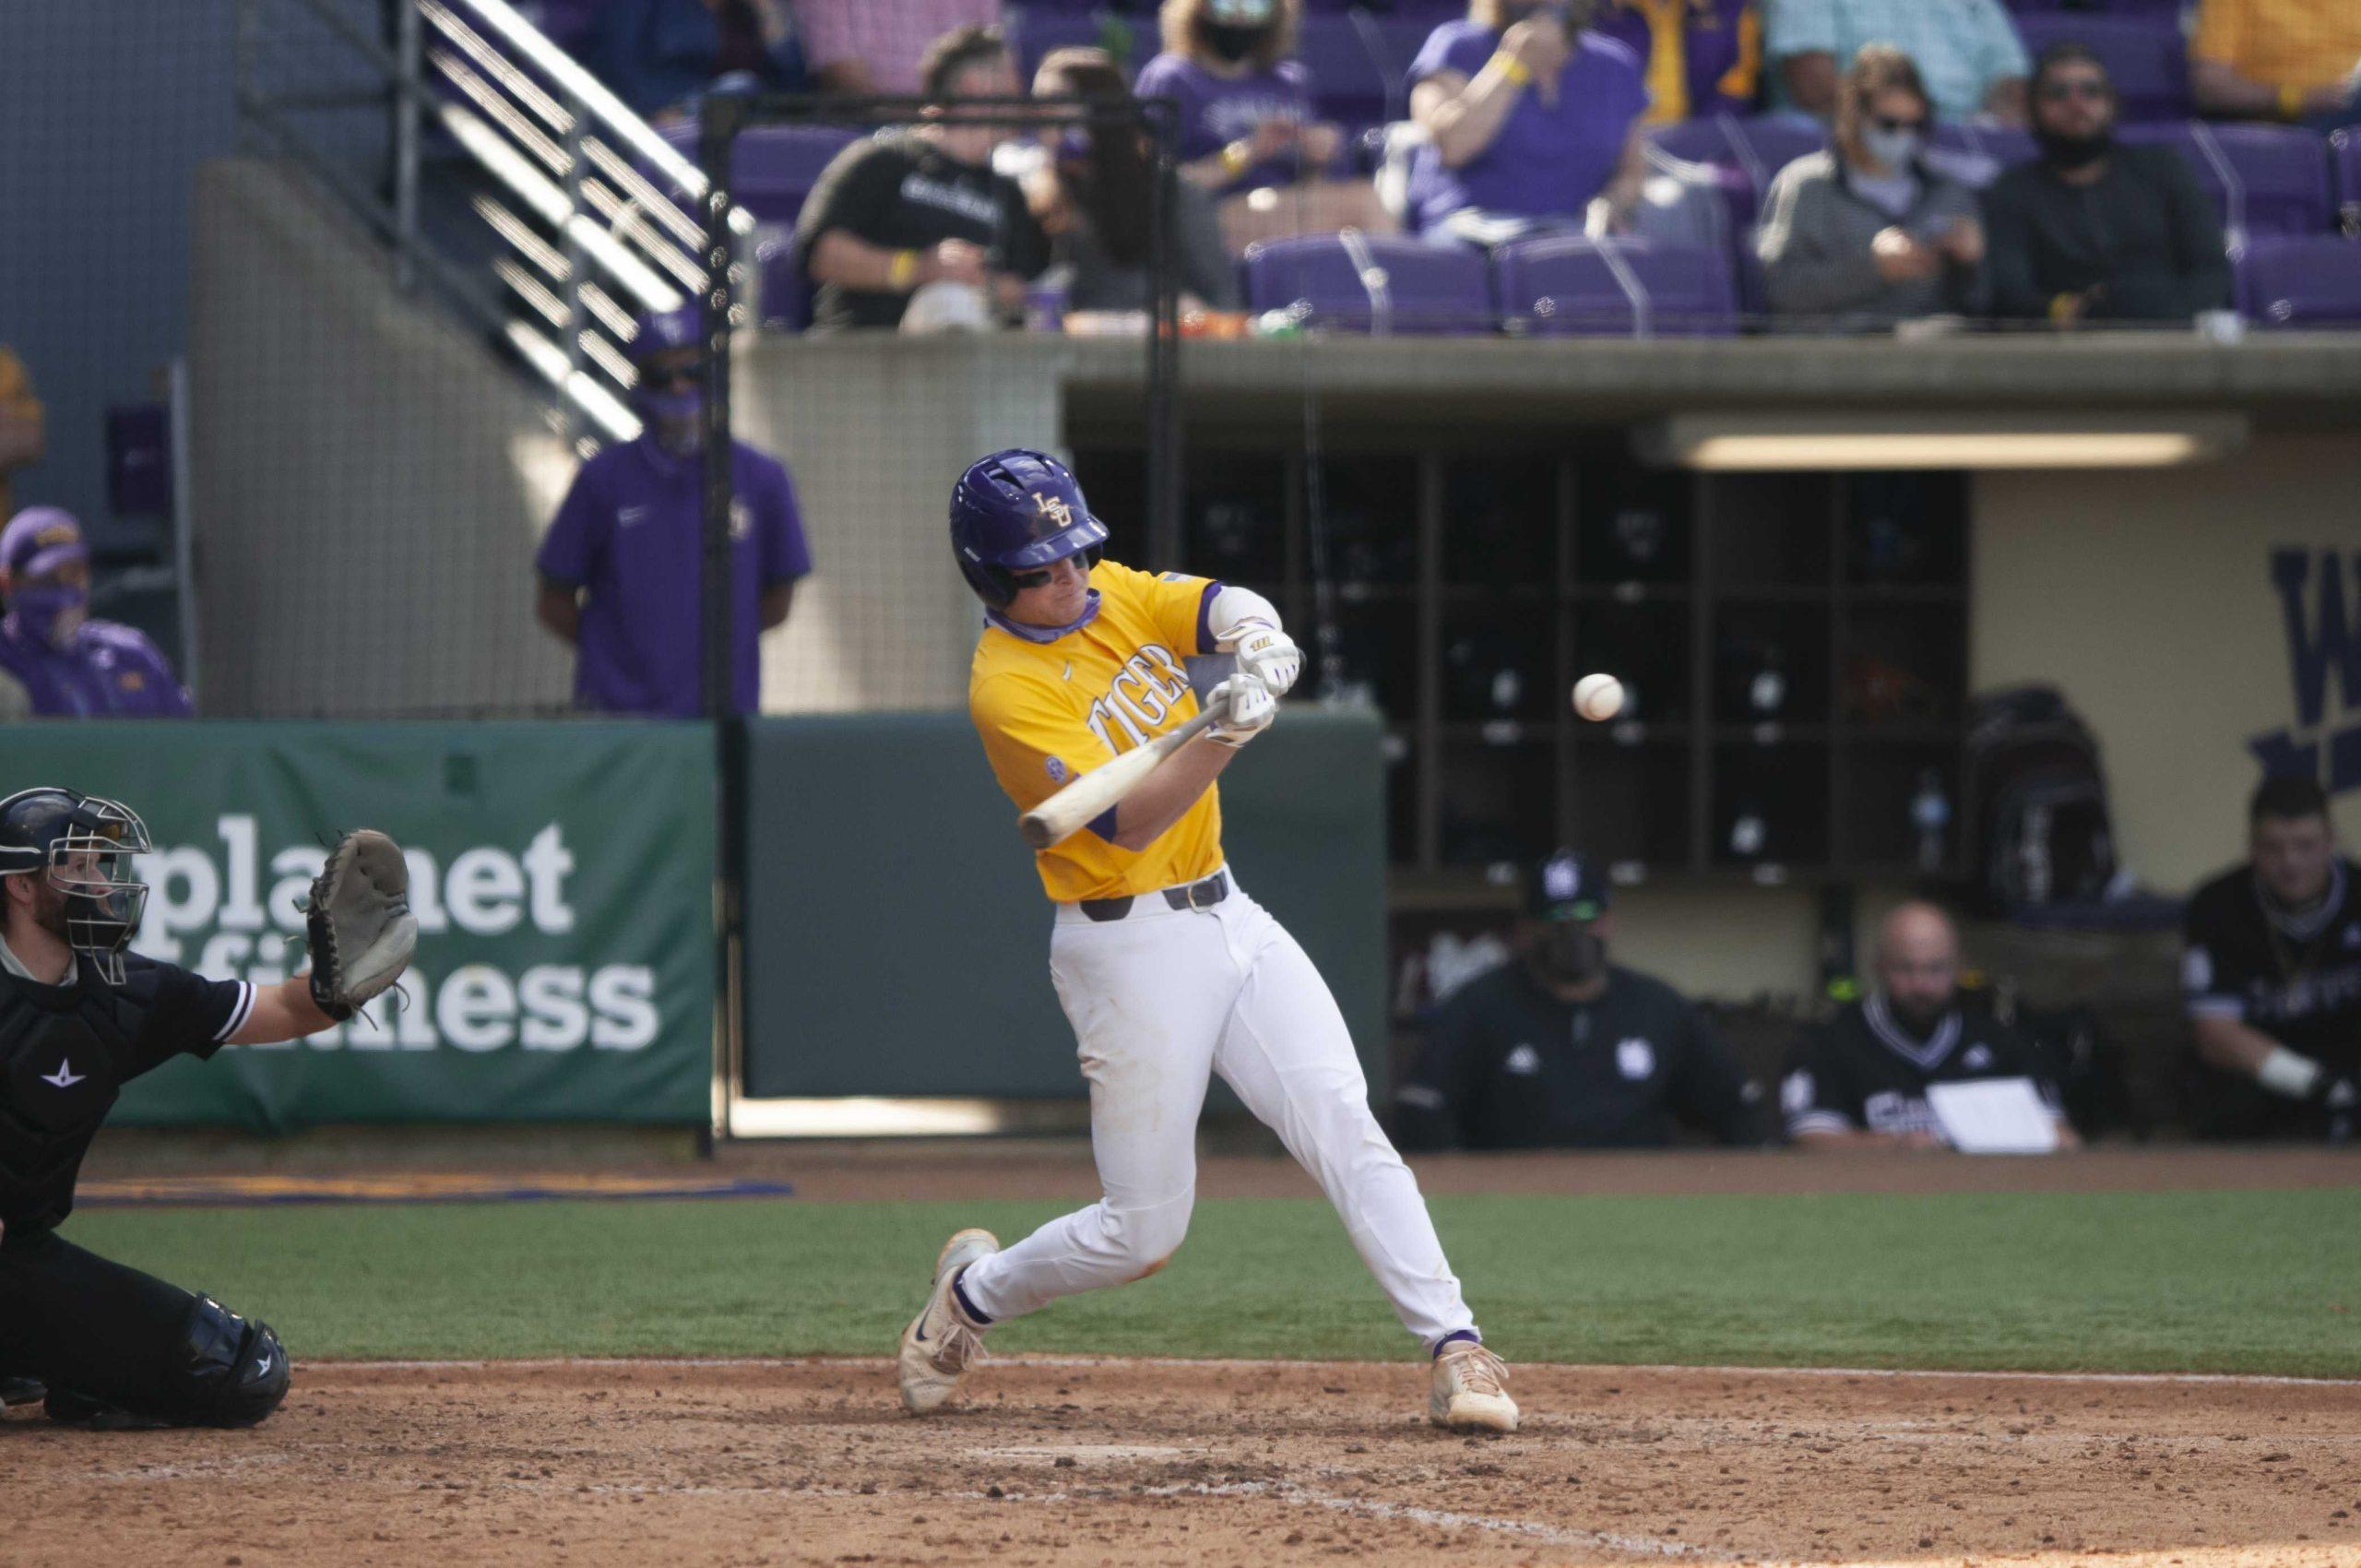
[956,875,1479,1352]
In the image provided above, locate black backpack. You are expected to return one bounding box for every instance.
[1963,684,2118,914]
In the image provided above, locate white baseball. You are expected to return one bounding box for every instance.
[1572,672,1624,722]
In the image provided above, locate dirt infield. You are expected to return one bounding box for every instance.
[7,1357,2356,1568]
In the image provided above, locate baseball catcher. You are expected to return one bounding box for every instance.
[0,788,415,1427]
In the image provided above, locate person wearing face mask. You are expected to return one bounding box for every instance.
[1985,45,2229,329]
[1756,44,1986,331]
[533,307,811,717]
[1135,0,1393,246]
[1025,49,1240,314]
[1406,0,1654,247]
[1781,902,2076,1150]
[0,508,191,720]
[1392,850,1769,1152]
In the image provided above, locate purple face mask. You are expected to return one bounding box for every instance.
[635,387,704,459]
[11,584,87,651]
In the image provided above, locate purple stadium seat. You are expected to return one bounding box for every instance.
[2121,122,2332,238]
[662,123,860,228]
[1295,13,1391,129]
[754,233,811,332]
[2237,235,2361,327]
[1645,115,1825,227]
[2009,13,2189,122]
[1240,232,1493,333]
[1927,122,2037,188]
[2333,130,2361,234]
[1495,235,1738,338]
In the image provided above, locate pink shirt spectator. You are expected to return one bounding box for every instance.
[790,0,1002,94]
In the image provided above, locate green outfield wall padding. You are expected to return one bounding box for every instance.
[4,721,717,1130]
[741,707,1388,1102]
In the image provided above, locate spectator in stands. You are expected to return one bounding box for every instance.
[790,0,1000,97]
[0,348,42,528]
[2182,774,2361,1142]
[1026,49,1241,314]
[796,25,1051,331]
[2190,0,2361,132]
[534,308,811,716]
[584,0,807,120]
[1135,0,1392,248]
[1393,851,1770,1151]
[1757,45,1986,330]
[1986,45,2230,328]
[1592,0,1764,125]
[1766,0,2027,125]
[1406,0,1653,247]
[0,508,192,719]
[1782,902,2078,1150]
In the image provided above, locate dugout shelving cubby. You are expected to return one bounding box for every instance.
[1062,441,1972,902]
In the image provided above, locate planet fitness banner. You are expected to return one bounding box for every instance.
[4,722,715,1129]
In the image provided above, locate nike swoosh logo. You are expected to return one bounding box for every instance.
[40,1061,84,1088]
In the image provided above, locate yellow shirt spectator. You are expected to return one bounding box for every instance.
[0,348,45,524]
[2190,0,2361,121]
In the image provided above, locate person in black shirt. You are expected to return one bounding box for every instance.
[0,787,413,1428]
[1783,900,2076,1149]
[795,24,1051,331]
[2183,774,2361,1141]
[1393,849,1770,1151]
[1985,44,2230,327]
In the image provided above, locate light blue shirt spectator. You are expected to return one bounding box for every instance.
[1765,0,2029,124]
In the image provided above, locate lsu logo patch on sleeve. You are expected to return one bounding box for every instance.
[1046,755,1069,785]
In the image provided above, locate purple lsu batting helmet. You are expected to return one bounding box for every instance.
[948,449,1109,608]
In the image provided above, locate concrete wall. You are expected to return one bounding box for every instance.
[735,336,1069,713]
[1975,435,2361,894]
[189,159,575,716]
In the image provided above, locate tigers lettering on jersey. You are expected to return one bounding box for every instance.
[971,560,1223,903]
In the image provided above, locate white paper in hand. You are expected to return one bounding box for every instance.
[1925,1077,2061,1155]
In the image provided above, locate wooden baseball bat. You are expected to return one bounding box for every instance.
[1019,707,1222,849]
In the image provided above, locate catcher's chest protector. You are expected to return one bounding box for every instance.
[0,968,149,1233]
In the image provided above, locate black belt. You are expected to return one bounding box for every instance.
[1079,871,1229,922]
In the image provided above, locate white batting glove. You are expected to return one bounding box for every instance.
[1205,674,1276,748]
[1228,624,1301,696]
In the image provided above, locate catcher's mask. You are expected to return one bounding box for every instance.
[0,787,152,984]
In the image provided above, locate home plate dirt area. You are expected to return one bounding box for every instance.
[5,1357,2356,1568]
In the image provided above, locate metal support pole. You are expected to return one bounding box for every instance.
[1143,102,1184,569]
[393,0,422,291]
[698,96,744,1143]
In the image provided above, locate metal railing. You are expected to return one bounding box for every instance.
[235,0,752,447]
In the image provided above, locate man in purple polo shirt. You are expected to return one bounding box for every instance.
[534,307,812,716]
[0,507,193,719]
[1406,0,1653,246]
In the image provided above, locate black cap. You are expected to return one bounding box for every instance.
[1526,849,1610,921]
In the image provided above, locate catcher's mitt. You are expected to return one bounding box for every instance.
[304,829,419,1022]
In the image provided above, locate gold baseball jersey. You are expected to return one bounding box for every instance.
[971,559,1222,902]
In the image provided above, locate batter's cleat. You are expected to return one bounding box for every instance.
[1430,1341,1519,1432]
[898,1227,999,1415]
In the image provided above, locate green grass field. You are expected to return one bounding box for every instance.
[68,1188,2361,1376]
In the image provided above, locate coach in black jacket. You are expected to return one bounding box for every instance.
[1782,901,2079,1150]
[1984,43,2229,327]
[1393,851,1771,1151]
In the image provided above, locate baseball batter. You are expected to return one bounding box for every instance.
[896,449,1517,1431]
